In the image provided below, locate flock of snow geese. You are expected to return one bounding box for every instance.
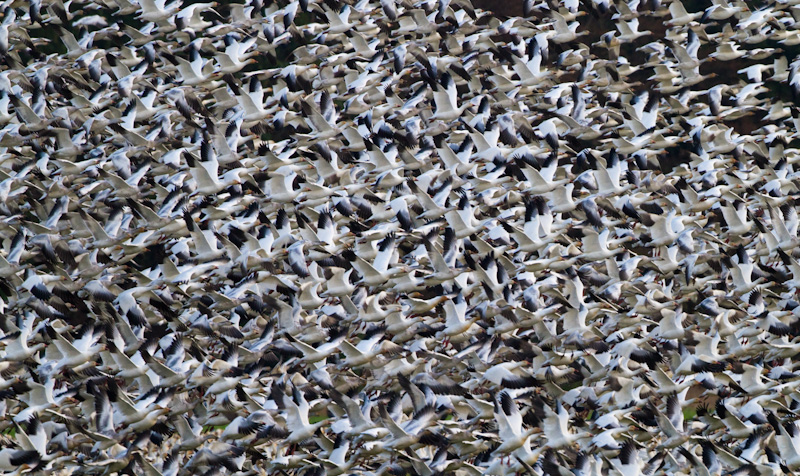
[4,0,800,474]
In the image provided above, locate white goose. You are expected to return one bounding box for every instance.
[729,245,768,295]
[755,208,798,254]
[15,378,57,423]
[720,200,753,239]
[300,96,339,142]
[594,149,631,197]
[339,331,401,369]
[491,392,538,461]
[50,325,104,373]
[519,154,570,194]
[512,43,550,88]
[215,33,257,75]
[668,0,703,25]
[267,165,310,203]
[136,0,180,23]
[351,234,403,286]
[173,43,216,87]
[580,229,628,262]
[430,73,469,122]
[274,385,329,444]
[648,210,693,248]
[0,312,45,362]
[543,401,586,449]
[436,292,479,345]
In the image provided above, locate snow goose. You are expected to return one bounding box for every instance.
[140,342,195,389]
[710,400,759,440]
[377,403,442,452]
[350,234,405,286]
[754,209,798,255]
[322,267,356,298]
[260,385,328,444]
[650,394,694,449]
[769,414,800,470]
[135,0,179,23]
[548,10,587,44]
[676,445,721,476]
[647,365,692,396]
[320,3,356,35]
[175,2,218,32]
[329,389,387,440]
[183,143,227,196]
[543,400,587,449]
[511,43,551,88]
[668,0,703,25]
[0,312,45,363]
[580,229,629,262]
[429,73,469,123]
[519,153,570,195]
[594,148,632,197]
[266,164,310,204]
[435,291,479,345]
[608,440,648,476]
[284,239,310,278]
[652,307,688,340]
[395,9,435,36]
[288,327,346,369]
[99,346,151,381]
[491,392,538,461]
[214,33,258,75]
[184,442,245,474]
[615,18,651,43]
[14,378,57,423]
[111,385,170,433]
[701,0,744,21]
[339,328,402,369]
[316,433,357,476]
[48,324,104,373]
[0,226,26,276]
[300,93,340,142]
[549,182,578,213]
[501,205,553,253]
[647,209,693,248]
[719,200,753,239]
[433,134,475,176]
[727,245,769,296]
[221,410,275,442]
[0,446,39,474]
[182,213,224,263]
[167,42,217,87]
[445,191,483,239]
[711,41,745,61]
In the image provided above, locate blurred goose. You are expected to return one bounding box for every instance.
[580,229,628,261]
[430,73,469,122]
[491,392,538,461]
[668,1,703,25]
[215,33,257,74]
[0,312,45,362]
[260,385,328,444]
[543,401,587,449]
